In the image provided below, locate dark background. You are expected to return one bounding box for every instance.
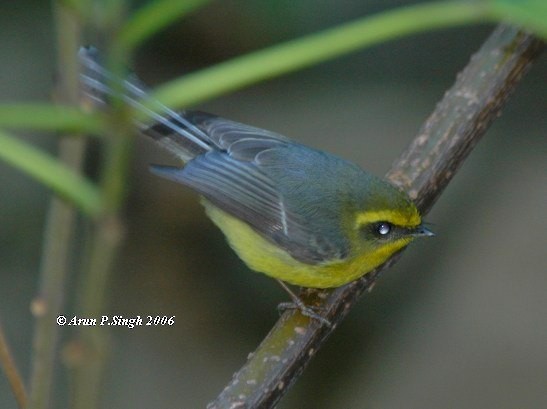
[0,1,546,408]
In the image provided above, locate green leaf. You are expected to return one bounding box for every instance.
[116,0,211,54]
[152,1,491,109]
[489,0,547,39]
[0,129,102,215]
[0,104,104,135]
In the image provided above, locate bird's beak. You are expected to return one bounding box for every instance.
[410,225,435,238]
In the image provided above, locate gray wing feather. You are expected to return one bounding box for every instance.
[186,111,290,147]
[149,112,347,264]
[143,110,289,162]
[151,153,287,238]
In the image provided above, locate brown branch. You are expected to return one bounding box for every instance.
[0,319,27,408]
[207,25,544,409]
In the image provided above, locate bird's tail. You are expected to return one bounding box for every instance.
[78,46,213,161]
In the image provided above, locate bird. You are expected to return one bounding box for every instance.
[78,47,433,325]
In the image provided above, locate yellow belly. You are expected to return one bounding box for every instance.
[203,200,411,288]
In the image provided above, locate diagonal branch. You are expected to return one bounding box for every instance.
[207,25,544,409]
[0,319,27,408]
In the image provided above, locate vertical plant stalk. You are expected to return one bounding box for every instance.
[70,208,127,409]
[70,20,135,409]
[28,4,86,409]
[0,320,27,408]
[208,25,544,409]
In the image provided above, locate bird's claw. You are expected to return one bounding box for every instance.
[277,302,331,327]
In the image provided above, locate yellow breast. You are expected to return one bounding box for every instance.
[203,200,412,288]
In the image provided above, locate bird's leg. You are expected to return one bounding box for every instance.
[276,280,331,327]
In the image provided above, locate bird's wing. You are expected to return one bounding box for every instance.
[142,110,290,162]
[180,111,291,150]
[149,112,349,263]
[152,149,346,264]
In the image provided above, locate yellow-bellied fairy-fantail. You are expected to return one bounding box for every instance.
[79,47,433,324]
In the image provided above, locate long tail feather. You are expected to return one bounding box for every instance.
[78,46,213,161]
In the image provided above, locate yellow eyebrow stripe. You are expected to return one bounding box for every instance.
[354,209,421,228]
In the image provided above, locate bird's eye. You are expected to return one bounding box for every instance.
[375,222,392,236]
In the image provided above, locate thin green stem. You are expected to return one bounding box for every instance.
[0,104,103,135]
[71,7,134,409]
[58,0,89,17]
[153,0,492,109]
[71,118,132,409]
[96,118,134,213]
[488,0,547,40]
[0,129,101,215]
[71,214,123,409]
[27,3,88,409]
